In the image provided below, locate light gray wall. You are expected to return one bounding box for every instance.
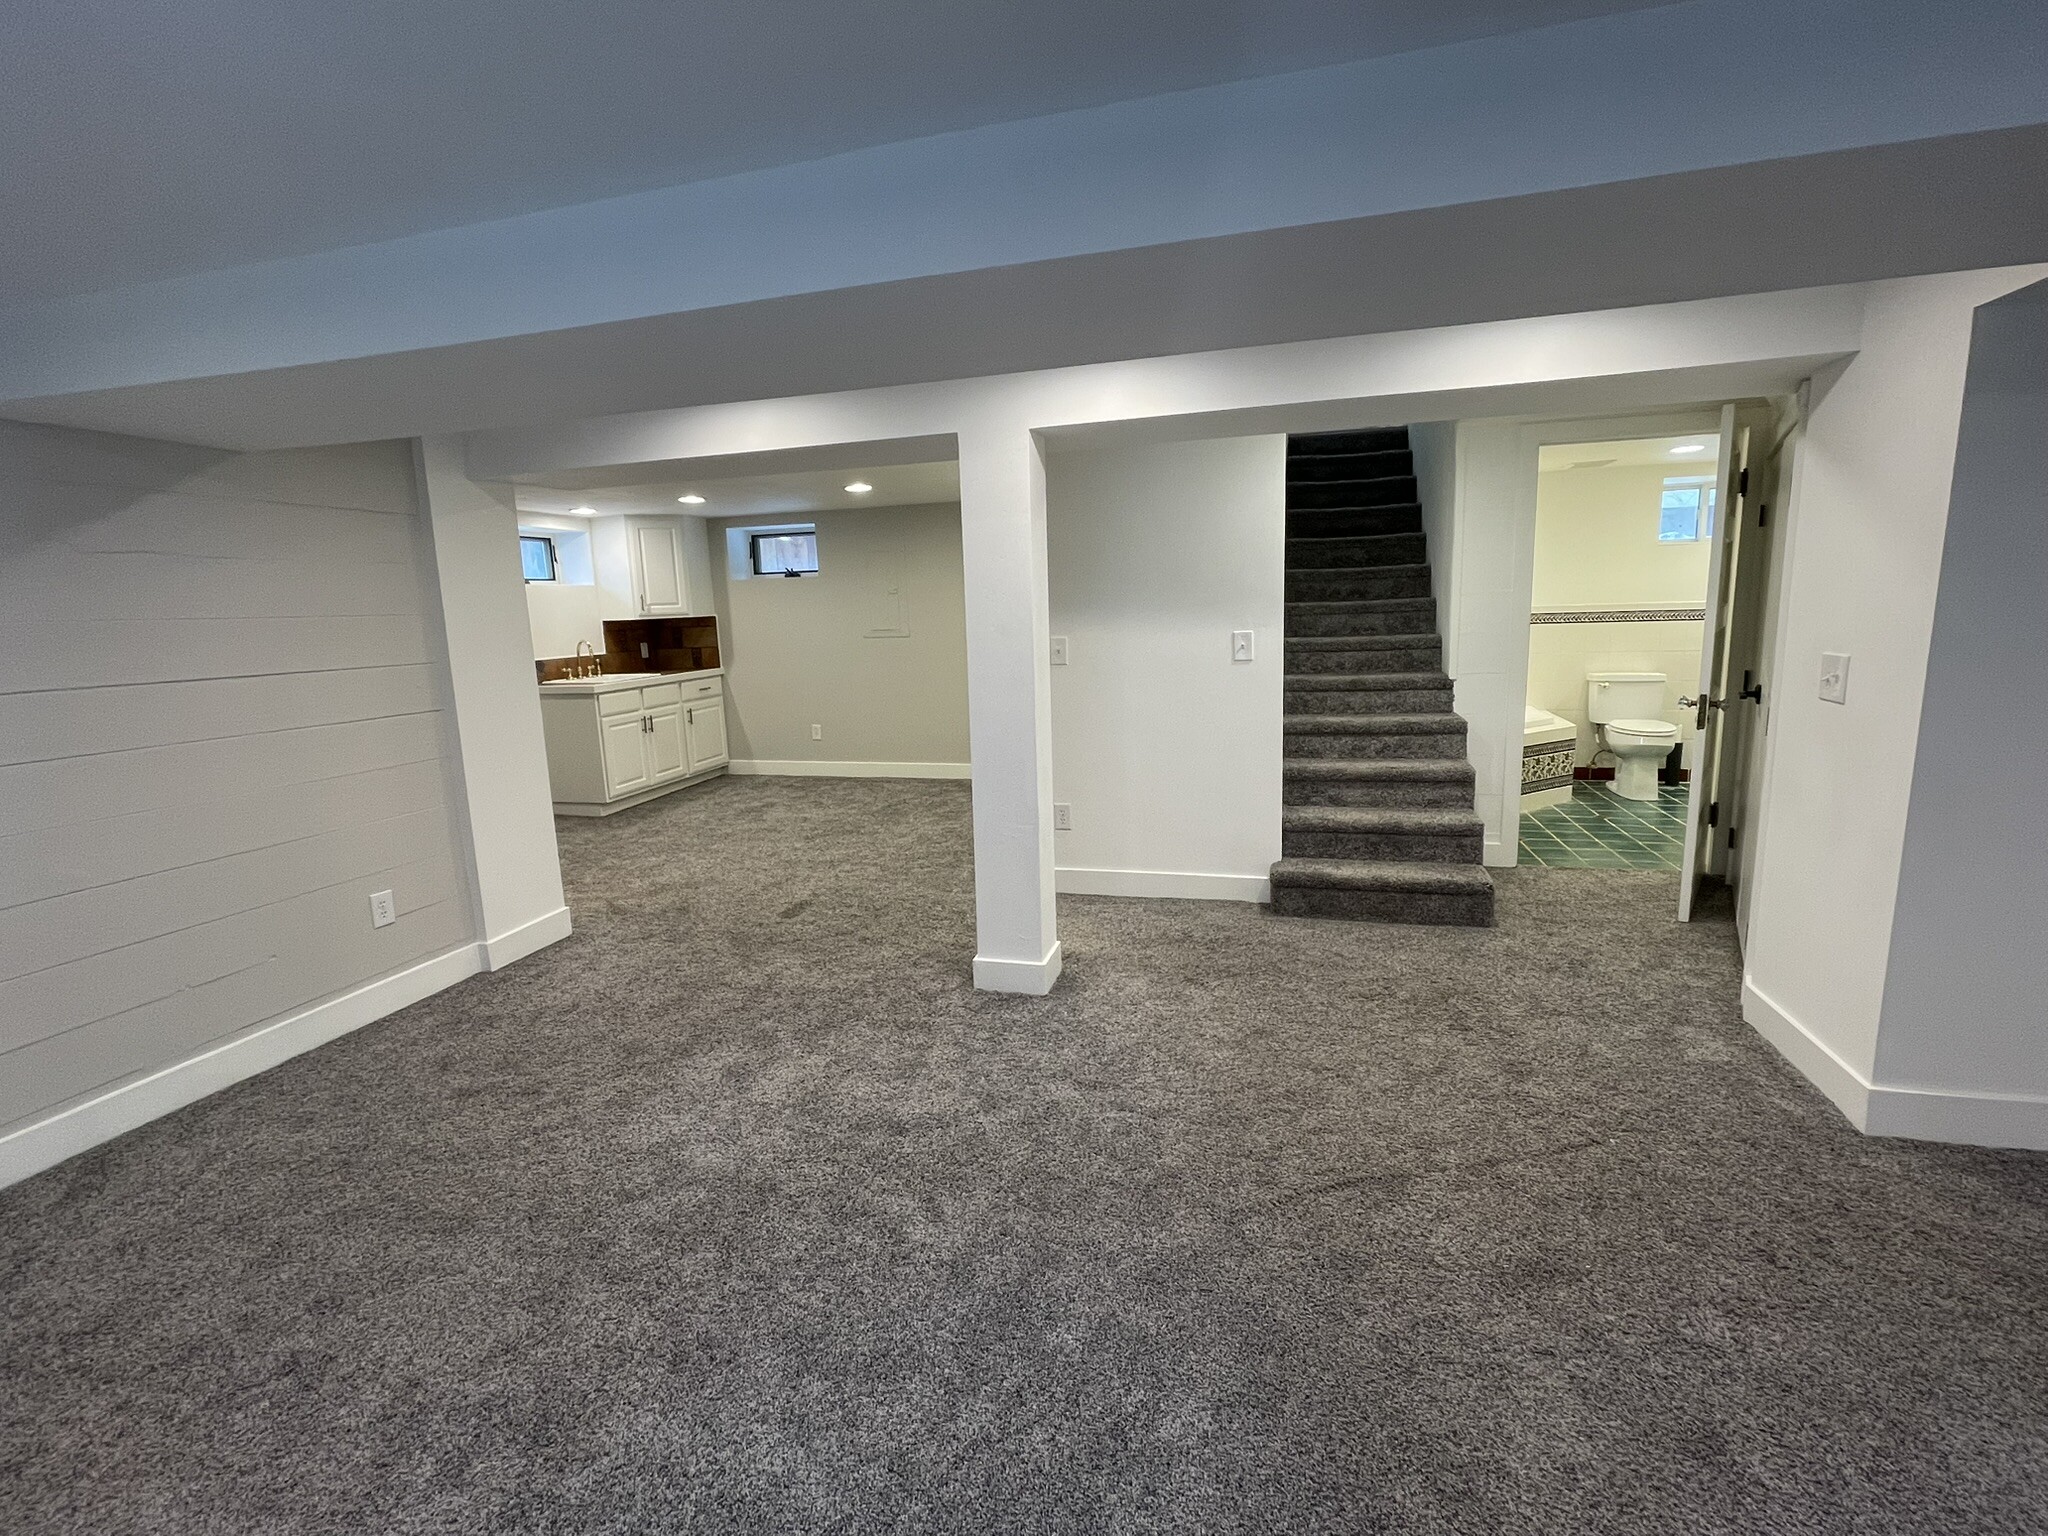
[0,421,476,1142]
[708,502,969,768]
[1876,279,2048,1100]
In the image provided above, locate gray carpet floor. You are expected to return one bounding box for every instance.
[4,777,2045,1534]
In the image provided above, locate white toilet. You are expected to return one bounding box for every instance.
[1585,672,1679,802]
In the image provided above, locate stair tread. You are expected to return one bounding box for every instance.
[1269,858,1495,894]
[1285,712,1464,734]
[1284,757,1473,780]
[1285,596,1433,612]
[1286,529,1422,544]
[1286,633,1439,649]
[1283,806,1483,833]
[1285,671,1449,690]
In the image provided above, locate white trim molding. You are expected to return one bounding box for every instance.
[483,905,574,970]
[973,942,1064,996]
[727,759,972,779]
[1743,977,2048,1150]
[1056,867,1270,903]
[0,942,488,1190]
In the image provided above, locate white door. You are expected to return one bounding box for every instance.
[1677,404,1744,921]
[634,522,688,614]
[601,713,651,795]
[686,699,729,771]
[646,704,687,781]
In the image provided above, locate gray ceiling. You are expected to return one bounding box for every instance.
[3,0,1678,307]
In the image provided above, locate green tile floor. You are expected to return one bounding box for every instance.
[1519,781,1688,869]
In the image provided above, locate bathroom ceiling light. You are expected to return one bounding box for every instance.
[569,505,597,516]
[844,481,873,495]
[677,494,705,505]
[1669,443,1708,456]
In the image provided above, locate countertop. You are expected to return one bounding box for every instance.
[537,667,723,697]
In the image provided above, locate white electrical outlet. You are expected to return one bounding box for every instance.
[369,890,396,928]
[639,642,650,658]
[1053,803,1072,831]
[1818,652,1851,705]
[811,723,823,740]
[1050,635,1070,667]
[1231,629,1254,662]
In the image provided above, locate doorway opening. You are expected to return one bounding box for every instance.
[1518,430,1721,873]
[1513,403,1788,927]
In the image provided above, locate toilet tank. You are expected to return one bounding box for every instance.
[1586,671,1667,724]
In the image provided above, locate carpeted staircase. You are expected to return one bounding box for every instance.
[1269,428,1496,927]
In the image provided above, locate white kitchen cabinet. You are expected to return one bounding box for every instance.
[538,670,727,815]
[594,514,708,620]
[685,696,728,773]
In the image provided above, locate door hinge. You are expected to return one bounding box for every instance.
[1707,801,1720,828]
[1728,824,1740,850]
[1757,501,1770,527]
[1737,467,1749,496]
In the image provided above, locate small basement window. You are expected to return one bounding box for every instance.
[1658,479,1716,543]
[750,527,820,577]
[519,534,557,581]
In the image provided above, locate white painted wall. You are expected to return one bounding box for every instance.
[0,423,479,1183]
[1870,280,2048,1131]
[414,440,572,970]
[1046,436,1286,901]
[1532,462,1715,608]
[707,502,969,773]
[1740,267,2048,1144]
[518,512,603,661]
[1526,460,1713,766]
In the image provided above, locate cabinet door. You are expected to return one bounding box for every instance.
[600,712,651,794]
[686,699,729,771]
[633,521,688,614]
[646,704,687,781]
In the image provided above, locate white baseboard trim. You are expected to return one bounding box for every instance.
[973,941,1064,995]
[727,759,972,780]
[1483,837,1515,869]
[1742,977,2048,1150]
[1056,867,1269,903]
[483,905,573,970]
[0,942,486,1190]
[1741,977,1872,1130]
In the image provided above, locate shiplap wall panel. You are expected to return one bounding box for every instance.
[0,421,476,1141]
[0,758,452,908]
[0,713,448,837]
[0,666,441,766]
[0,804,458,981]
[0,882,473,1128]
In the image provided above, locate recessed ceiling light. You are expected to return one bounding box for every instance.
[677,494,705,505]
[570,505,597,516]
[1669,443,1708,456]
[844,481,873,495]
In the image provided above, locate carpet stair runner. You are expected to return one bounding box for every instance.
[1269,428,1496,927]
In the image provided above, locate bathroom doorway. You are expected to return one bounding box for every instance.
[1514,403,1788,927]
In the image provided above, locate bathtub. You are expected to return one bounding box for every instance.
[1521,706,1577,810]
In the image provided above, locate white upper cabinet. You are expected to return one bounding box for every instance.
[593,514,707,621]
[633,521,688,614]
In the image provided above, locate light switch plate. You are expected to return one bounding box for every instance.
[811,723,823,740]
[1050,635,1070,667]
[1231,629,1254,662]
[369,890,396,928]
[1818,652,1851,705]
[1053,802,1072,831]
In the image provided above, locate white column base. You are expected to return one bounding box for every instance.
[973,942,1064,995]
[482,905,573,969]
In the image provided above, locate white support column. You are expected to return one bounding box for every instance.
[957,424,1062,994]
[415,437,573,969]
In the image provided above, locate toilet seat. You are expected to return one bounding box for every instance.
[1607,718,1676,739]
